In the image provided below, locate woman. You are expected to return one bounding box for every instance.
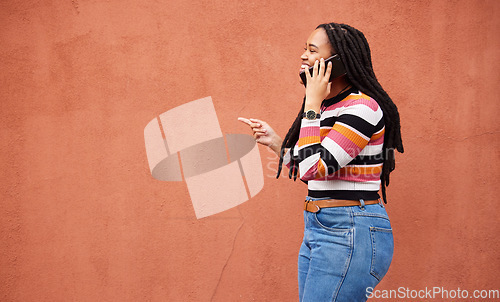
[239,22,403,301]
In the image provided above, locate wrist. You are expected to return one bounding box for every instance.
[269,136,282,155]
[304,102,321,114]
[305,92,322,107]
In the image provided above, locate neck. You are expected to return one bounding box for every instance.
[325,76,350,99]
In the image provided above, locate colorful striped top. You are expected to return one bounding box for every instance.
[283,88,385,200]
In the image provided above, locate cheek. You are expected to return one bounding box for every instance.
[309,54,322,63]
[320,50,334,60]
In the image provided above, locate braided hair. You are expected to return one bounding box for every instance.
[276,22,404,203]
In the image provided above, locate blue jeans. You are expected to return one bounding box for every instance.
[298,196,394,302]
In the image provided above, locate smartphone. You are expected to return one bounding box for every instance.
[299,54,346,86]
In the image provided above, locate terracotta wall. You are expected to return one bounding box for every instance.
[1,0,499,301]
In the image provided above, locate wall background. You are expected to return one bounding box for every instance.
[1,0,499,301]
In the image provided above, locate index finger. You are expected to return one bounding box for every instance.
[249,118,265,124]
[237,117,252,125]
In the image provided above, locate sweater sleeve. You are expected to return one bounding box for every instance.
[282,147,292,170]
[296,98,383,181]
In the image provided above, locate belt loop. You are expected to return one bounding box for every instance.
[378,198,384,208]
[359,198,365,210]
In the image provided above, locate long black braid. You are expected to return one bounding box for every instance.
[276,22,404,203]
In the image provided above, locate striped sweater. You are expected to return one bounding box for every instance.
[283,88,385,200]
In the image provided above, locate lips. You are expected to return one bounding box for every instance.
[299,63,310,72]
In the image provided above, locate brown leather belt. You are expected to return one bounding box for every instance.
[304,198,381,213]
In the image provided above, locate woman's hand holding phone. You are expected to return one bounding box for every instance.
[304,58,333,110]
[238,117,282,156]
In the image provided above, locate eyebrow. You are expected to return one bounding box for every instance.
[305,43,319,49]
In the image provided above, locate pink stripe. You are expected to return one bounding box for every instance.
[323,101,348,112]
[300,126,320,138]
[345,98,379,111]
[328,131,362,158]
[301,164,319,181]
[337,173,381,181]
[368,136,384,145]
[322,92,379,112]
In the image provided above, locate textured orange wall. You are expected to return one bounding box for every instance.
[1,0,499,301]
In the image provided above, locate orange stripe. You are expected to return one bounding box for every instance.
[336,165,382,176]
[314,160,326,179]
[320,128,330,138]
[324,126,382,142]
[371,128,385,140]
[331,124,368,148]
[298,136,320,147]
[342,94,370,102]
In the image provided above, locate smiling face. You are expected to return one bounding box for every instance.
[300,28,335,73]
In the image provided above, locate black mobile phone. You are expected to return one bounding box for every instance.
[299,54,346,86]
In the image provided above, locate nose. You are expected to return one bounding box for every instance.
[301,51,308,60]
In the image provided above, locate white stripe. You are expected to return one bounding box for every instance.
[320,91,364,119]
[299,152,320,179]
[320,108,343,119]
[308,179,381,191]
[339,103,383,126]
[301,118,321,127]
[349,163,383,168]
[282,148,291,167]
[358,145,383,156]
[322,136,353,167]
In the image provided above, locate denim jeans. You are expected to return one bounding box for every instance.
[298,196,394,302]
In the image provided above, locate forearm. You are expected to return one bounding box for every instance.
[269,136,283,156]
